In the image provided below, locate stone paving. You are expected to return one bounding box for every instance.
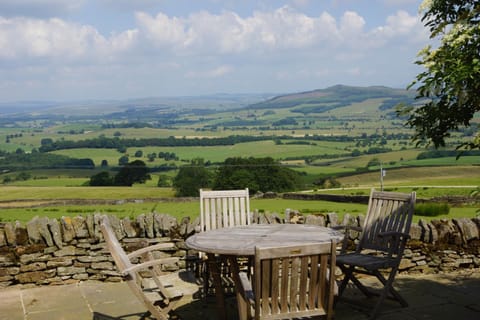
[0,270,480,320]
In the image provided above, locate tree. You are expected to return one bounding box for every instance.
[89,171,114,186]
[213,157,303,194]
[147,153,157,162]
[114,160,151,186]
[402,0,480,150]
[100,159,108,167]
[118,155,129,165]
[157,174,172,187]
[172,158,211,197]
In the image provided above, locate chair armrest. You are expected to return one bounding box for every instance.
[127,243,175,260]
[122,257,179,275]
[238,272,255,304]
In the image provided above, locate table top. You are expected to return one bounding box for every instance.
[185,224,344,256]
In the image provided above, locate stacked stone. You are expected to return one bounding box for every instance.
[0,213,198,288]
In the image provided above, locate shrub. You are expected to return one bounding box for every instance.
[414,202,450,217]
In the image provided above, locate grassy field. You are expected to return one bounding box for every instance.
[0,195,476,224]
[337,166,480,188]
[0,186,175,201]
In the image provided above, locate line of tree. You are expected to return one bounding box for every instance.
[0,150,95,170]
[416,149,480,160]
[37,134,358,153]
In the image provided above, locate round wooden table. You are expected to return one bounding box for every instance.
[186,224,344,320]
[186,223,344,256]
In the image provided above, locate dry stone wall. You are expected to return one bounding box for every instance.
[0,211,479,288]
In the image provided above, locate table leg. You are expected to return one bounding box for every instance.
[207,253,227,320]
[227,256,248,320]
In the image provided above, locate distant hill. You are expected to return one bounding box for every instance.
[0,85,418,125]
[0,93,273,117]
[248,85,416,114]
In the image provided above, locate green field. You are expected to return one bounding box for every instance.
[1,86,478,225]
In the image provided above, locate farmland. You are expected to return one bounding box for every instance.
[0,85,478,223]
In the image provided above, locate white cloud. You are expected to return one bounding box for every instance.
[0,17,138,61]
[372,10,427,44]
[135,6,346,55]
[136,12,187,49]
[0,6,425,62]
[340,11,365,34]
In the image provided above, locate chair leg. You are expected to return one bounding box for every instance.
[338,265,373,298]
[337,266,353,297]
[369,268,406,320]
[350,273,376,298]
[207,253,228,320]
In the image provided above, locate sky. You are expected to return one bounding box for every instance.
[0,0,430,102]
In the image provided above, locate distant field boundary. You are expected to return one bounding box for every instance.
[283,192,478,206]
[0,197,196,208]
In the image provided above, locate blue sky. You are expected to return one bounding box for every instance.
[0,0,428,102]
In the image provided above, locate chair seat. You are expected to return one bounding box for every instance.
[337,253,397,270]
[142,271,200,298]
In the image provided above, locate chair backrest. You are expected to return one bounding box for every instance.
[100,216,133,274]
[358,189,416,256]
[199,188,250,232]
[253,241,336,320]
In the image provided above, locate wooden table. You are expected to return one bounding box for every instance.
[186,224,344,320]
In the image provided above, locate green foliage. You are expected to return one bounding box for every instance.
[414,202,450,217]
[172,158,212,197]
[366,157,381,168]
[89,171,114,186]
[118,155,129,165]
[213,157,303,194]
[416,149,480,160]
[404,0,480,150]
[157,174,172,187]
[114,160,151,186]
[313,177,341,189]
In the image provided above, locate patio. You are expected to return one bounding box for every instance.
[1,270,479,320]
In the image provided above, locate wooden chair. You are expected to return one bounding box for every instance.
[336,189,416,319]
[100,216,198,320]
[199,188,251,231]
[238,241,337,320]
[197,188,252,297]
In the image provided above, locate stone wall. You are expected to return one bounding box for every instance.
[0,211,479,288]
